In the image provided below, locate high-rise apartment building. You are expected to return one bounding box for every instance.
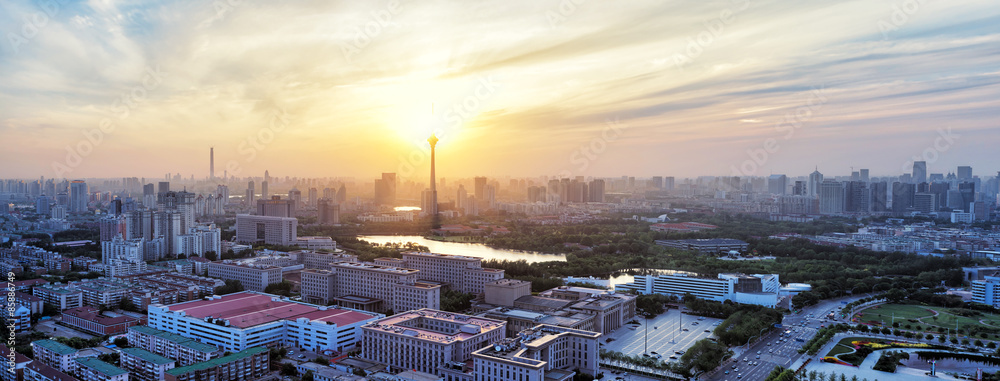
[818,180,844,214]
[70,180,88,213]
[768,174,787,195]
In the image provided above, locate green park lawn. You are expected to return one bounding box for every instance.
[857,304,1000,341]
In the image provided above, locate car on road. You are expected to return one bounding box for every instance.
[683,328,689,331]
[705,330,711,333]
[756,355,760,359]
[650,351,658,355]
[725,371,730,374]
[669,356,677,360]
[297,355,305,359]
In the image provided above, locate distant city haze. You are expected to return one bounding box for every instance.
[0,1,997,179]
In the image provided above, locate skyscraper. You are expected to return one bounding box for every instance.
[474,177,487,200]
[246,181,255,204]
[261,180,269,199]
[588,179,606,202]
[308,187,318,208]
[818,180,844,214]
[912,161,927,184]
[70,180,88,213]
[768,174,787,195]
[808,168,823,197]
[958,166,972,180]
[374,173,397,206]
[860,169,870,182]
[891,182,915,215]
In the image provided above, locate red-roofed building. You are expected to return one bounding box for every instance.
[147,292,382,353]
[61,306,142,336]
[0,344,32,381]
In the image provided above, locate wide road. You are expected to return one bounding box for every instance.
[707,295,868,381]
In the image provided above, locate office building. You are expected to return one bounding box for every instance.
[31,340,78,373]
[61,306,141,336]
[148,292,382,352]
[235,214,297,246]
[396,252,504,295]
[119,348,176,381]
[256,196,296,217]
[128,326,223,367]
[302,262,441,313]
[972,276,1000,308]
[958,166,972,180]
[74,357,128,381]
[617,272,780,307]
[360,309,506,375]
[472,325,600,381]
[206,261,282,292]
[163,347,269,381]
[913,193,938,213]
[912,161,927,184]
[654,239,749,254]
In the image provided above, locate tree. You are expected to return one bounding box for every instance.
[440,290,474,313]
[674,339,731,378]
[204,251,218,261]
[216,280,244,295]
[119,297,139,313]
[113,337,128,348]
[302,370,314,381]
[280,363,297,376]
[264,281,293,297]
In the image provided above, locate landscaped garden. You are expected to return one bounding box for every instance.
[854,304,1000,341]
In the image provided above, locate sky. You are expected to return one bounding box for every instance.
[1,0,998,182]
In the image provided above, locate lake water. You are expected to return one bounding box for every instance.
[357,235,566,264]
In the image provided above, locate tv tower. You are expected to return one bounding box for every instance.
[428,134,439,218]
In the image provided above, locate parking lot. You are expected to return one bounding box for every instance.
[602,308,723,361]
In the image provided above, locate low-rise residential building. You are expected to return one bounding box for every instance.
[972,275,1000,308]
[128,326,223,367]
[119,348,176,381]
[33,284,83,311]
[31,340,78,373]
[72,357,127,381]
[1,344,32,381]
[163,347,269,381]
[22,360,77,381]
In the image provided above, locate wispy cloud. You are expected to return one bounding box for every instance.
[0,0,997,179]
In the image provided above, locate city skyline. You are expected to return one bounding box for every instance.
[1,1,998,180]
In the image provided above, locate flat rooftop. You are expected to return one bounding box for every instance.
[333,261,418,274]
[403,251,480,262]
[158,292,379,329]
[366,310,504,344]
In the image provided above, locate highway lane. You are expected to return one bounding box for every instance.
[709,295,869,381]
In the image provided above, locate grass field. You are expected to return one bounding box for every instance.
[856,304,1000,340]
